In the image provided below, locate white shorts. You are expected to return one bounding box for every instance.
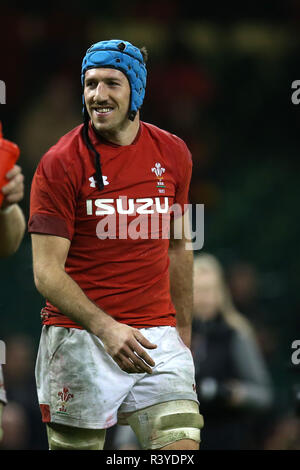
[36,325,198,429]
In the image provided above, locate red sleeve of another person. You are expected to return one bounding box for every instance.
[28,149,80,241]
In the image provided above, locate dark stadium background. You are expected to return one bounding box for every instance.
[0,1,299,450]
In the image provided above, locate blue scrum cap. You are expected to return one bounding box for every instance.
[81,39,147,120]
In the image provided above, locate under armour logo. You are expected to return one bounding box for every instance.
[89,175,109,187]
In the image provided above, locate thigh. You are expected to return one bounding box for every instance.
[126,399,203,450]
[117,327,203,450]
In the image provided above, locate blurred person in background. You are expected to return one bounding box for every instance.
[192,253,273,449]
[0,138,26,441]
[227,261,270,328]
[226,261,278,373]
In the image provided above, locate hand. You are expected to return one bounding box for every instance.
[99,320,157,374]
[1,165,24,208]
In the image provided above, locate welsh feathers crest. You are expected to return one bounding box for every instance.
[151,162,165,178]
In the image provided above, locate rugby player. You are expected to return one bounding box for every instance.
[28,39,203,450]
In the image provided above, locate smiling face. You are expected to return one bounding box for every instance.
[84,68,132,137]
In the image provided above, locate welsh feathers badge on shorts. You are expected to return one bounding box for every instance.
[56,387,74,415]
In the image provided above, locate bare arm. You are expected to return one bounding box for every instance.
[31,234,157,374]
[0,165,25,257]
[168,209,194,348]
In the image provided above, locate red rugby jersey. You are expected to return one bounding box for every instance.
[28,121,192,328]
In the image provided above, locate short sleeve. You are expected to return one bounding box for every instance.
[28,151,79,240]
